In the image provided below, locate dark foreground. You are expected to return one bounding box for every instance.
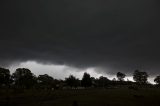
[0,88,160,106]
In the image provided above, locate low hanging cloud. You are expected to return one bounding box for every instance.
[9,61,106,80]
[0,0,160,75]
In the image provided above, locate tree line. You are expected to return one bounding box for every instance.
[0,67,160,89]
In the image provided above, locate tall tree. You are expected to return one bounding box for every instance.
[0,67,11,87]
[12,68,37,89]
[98,76,110,87]
[133,70,148,84]
[117,72,126,81]
[81,72,92,87]
[37,74,55,89]
[65,75,80,88]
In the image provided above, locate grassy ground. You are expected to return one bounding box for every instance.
[0,88,160,106]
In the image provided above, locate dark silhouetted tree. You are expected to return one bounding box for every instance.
[65,75,80,88]
[37,74,55,89]
[98,76,110,87]
[81,72,92,87]
[91,77,97,87]
[154,76,160,85]
[112,78,116,81]
[117,72,126,81]
[12,68,37,89]
[0,67,11,87]
[133,70,148,84]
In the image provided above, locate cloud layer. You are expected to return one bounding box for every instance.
[0,0,160,75]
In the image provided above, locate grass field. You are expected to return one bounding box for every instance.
[0,88,160,106]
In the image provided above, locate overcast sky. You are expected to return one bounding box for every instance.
[0,0,160,81]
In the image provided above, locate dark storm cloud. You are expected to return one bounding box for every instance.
[0,0,160,75]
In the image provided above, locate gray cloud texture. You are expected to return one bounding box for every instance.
[0,0,160,75]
